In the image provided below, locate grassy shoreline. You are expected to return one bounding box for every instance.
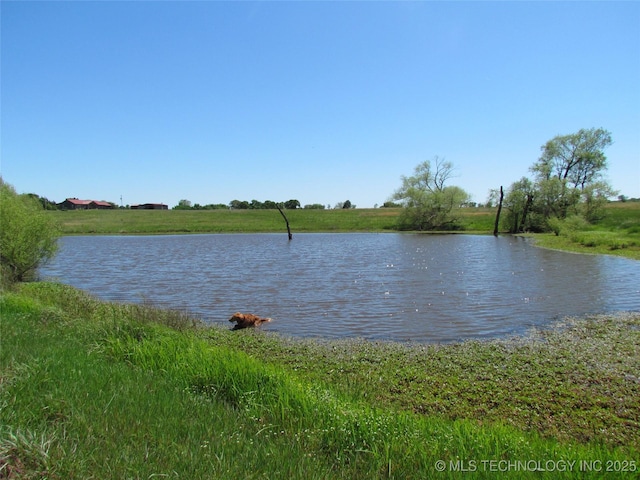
[2,203,637,476]
[46,202,640,259]
[2,282,639,478]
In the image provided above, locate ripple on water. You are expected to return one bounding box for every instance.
[39,233,640,342]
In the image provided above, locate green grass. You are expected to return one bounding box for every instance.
[530,203,640,260]
[48,208,402,234]
[2,282,638,478]
[48,207,498,235]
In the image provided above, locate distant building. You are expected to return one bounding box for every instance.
[58,198,114,210]
[130,203,168,210]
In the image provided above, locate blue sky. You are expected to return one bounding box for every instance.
[2,1,639,208]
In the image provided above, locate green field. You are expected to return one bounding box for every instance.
[48,207,498,234]
[2,282,638,478]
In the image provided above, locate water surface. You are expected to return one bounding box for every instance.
[39,233,640,342]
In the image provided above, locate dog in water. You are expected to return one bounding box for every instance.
[229,312,272,330]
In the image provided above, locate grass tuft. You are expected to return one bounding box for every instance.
[0,427,54,479]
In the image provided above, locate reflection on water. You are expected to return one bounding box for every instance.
[39,233,640,342]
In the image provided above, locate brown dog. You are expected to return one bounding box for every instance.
[228,312,272,330]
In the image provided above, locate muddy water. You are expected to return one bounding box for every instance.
[39,233,640,342]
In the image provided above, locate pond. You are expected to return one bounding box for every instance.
[39,233,640,343]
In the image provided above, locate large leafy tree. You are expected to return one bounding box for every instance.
[0,178,60,284]
[501,128,617,233]
[391,157,470,230]
[531,128,615,221]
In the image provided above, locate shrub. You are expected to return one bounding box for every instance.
[0,178,60,285]
[547,215,590,236]
[547,216,563,236]
[563,214,591,231]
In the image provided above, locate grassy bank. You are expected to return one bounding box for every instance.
[46,203,640,259]
[2,283,638,478]
[529,202,640,260]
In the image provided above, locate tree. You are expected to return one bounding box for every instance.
[25,193,58,210]
[0,178,60,284]
[283,199,300,209]
[531,128,614,220]
[229,200,249,209]
[581,180,617,222]
[390,157,470,230]
[501,177,538,233]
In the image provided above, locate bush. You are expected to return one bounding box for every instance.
[0,178,60,285]
[547,215,590,236]
[546,216,563,236]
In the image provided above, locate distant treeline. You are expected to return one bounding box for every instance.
[21,192,640,212]
[22,194,406,211]
[174,199,306,210]
[172,199,392,210]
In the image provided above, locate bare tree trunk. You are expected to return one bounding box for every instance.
[519,194,533,233]
[276,204,293,240]
[493,186,504,236]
